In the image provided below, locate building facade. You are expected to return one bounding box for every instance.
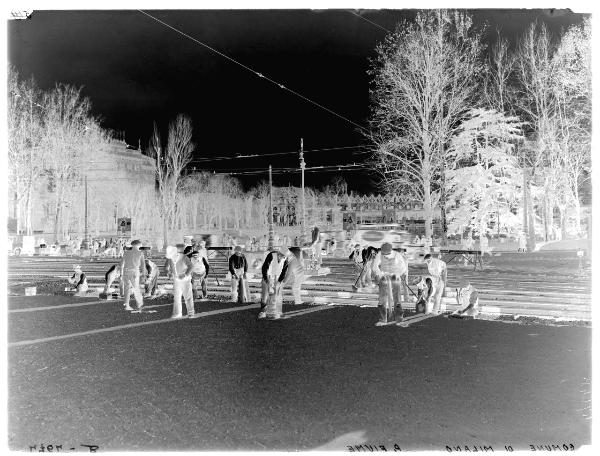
[28,140,155,237]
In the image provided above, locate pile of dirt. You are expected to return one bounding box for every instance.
[484,313,590,327]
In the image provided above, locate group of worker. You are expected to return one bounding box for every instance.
[66,234,479,324]
[68,238,303,321]
[349,242,479,326]
[227,245,305,320]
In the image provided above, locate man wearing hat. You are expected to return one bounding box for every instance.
[229,245,249,303]
[259,249,286,319]
[361,246,379,288]
[142,247,160,298]
[166,244,195,318]
[120,239,146,311]
[372,243,409,325]
[412,275,435,314]
[191,241,210,300]
[277,247,305,306]
[452,279,479,317]
[68,264,89,297]
[349,243,364,287]
[423,253,448,314]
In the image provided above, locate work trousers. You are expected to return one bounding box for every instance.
[145,271,159,296]
[231,268,250,303]
[282,271,304,305]
[429,277,446,314]
[74,283,89,297]
[260,279,274,306]
[377,274,408,323]
[172,276,194,317]
[123,271,143,309]
[360,260,374,288]
[192,271,208,299]
[264,282,283,319]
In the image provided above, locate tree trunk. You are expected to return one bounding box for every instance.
[439,165,448,246]
[522,170,528,237]
[558,204,566,240]
[423,175,433,238]
[573,187,582,236]
[542,194,549,242]
[53,182,63,244]
[25,181,34,235]
[573,200,582,237]
[162,208,168,247]
[15,175,22,234]
[525,174,536,251]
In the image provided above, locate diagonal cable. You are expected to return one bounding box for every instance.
[138,10,368,134]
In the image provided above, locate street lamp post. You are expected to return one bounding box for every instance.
[82,174,89,250]
[299,138,306,243]
[268,165,274,251]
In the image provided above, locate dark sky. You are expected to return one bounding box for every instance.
[8,8,587,193]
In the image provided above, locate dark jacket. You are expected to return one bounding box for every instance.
[262,252,277,282]
[71,272,87,287]
[229,254,248,275]
[105,264,119,281]
[188,250,210,275]
[362,246,379,263]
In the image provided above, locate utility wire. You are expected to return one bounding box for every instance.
[348,10,392,33]
[79,164,363,181]
[189,145,372,163]
[138,9,368,134]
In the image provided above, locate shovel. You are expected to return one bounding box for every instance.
[351,263,365,292]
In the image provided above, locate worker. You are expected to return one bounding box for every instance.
[372,243,408,325]
[143,248,160,298]
[120,239,146,311]
[68,264,88,297]
[278,247,305,306]
[360,246,379,288]
[452,279,479,317]
[413,275,435,314]
[104,264,123,296]
[166,244,195,318]
[259,250,285,319]
[188,244,210,300]
[229,246,250,303]
[423,253,447,314]
[349,243,363,286]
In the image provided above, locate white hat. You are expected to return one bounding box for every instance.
[165,246,178,260]
[73,264,82,271]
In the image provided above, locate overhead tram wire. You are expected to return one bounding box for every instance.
[348,10,392,33]
[137,10,369,135]
[226,163,363,177]
[82,164,364,182]
[189,145,373,164]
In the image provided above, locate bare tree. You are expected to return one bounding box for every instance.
[513,22,557,246]
[39,84,106,243]
[552,19,591,236]
[151,114,194,246]
[7,67,44,235]
[483,33,516,115]
[513,20,591,242]
[370,10,484,238]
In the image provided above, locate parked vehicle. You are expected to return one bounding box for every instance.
[349,224,429,262]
